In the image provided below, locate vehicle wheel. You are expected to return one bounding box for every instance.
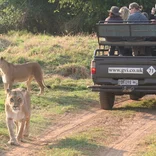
[99,92,115,110]
[129,93,144,101]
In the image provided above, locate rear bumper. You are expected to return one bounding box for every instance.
[88,85,156,94]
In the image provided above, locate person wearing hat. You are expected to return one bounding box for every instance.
[128,2,148,23]
[105,6,124,56]
[105,6,123,23]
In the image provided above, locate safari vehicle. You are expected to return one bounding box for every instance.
[89,21,156,110]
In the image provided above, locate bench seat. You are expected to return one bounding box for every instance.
[97,23,156,47]
[99,41,156,46]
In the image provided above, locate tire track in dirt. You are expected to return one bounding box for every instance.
[3,97,130,156]
[99,113,156,156]
[4,108,104,156]
[3,97,156,156]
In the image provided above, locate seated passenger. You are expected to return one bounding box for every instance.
[149,7,156,21]
[128,2,148,56]
[119,6,132,56]
[119,6,130,21]
[128,2,148,23]
[146,7,156,53]
[105,6,124,56]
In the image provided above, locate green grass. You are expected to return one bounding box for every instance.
[0,110,9,150]
[0,32,156,155]
[40,128,107,156]
[138,134,156,156]
[0,77,98,150]
[0,33,96,76]
[114,97,156,111]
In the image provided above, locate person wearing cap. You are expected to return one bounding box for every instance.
[128,2,148,23]
[105,6,124,56]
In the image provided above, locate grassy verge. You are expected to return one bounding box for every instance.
[0,77,99,151]
[0,32,156,155]
[40,128,107,156]
[137,134,156,156]
[0,32,99,151]
[38,97,156,156]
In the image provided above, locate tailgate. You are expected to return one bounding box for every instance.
[92,56,156,85]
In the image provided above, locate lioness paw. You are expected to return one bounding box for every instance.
[17,136,24,142]
[8,140,20,146]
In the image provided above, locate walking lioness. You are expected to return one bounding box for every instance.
[5,88,31,145]
[0,57,49,95]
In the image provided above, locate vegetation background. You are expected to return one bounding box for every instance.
[0,32,99,153]
[0,0,156,155]
[0,32,155,156]
[0,0,155,34]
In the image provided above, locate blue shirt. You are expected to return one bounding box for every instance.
[128,12,148,23]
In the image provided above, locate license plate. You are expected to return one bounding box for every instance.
[118,79,138,85]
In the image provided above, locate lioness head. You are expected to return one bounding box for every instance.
[6,89,24,113]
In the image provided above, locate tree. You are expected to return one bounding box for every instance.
[51,0,155,34]
[0,0,155,34]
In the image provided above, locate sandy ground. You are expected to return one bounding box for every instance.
[2,96,156,156]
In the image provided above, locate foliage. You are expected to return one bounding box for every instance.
[137,134,156,156]
[0,0,156,34]
[55,63,90,79]
[0,0,62,34]
[0,32,98,150]
[0,32,156,155]
[51,0,156,33]
[0,33,96,76]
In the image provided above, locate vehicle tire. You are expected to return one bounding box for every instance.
[129,93,144,101]
[99,92,115,110]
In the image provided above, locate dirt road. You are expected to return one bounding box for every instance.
[3,97,156,156]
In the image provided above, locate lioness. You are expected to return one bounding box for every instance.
[5,88,31,145]
[0,57,49,95]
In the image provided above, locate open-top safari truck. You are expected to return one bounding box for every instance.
[89,21,156,110]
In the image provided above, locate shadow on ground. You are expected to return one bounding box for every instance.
[47,137,126,156]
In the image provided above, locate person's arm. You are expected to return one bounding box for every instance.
[104,17,110,23]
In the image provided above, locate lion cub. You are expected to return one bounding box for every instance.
[5,88,31,145]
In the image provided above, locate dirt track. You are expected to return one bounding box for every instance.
[3,97,156,156]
